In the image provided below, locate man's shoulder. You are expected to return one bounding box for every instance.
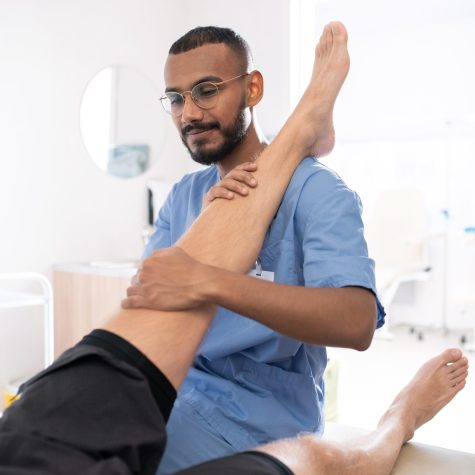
[284,157,361,227]
[162,166,218,215]
[290,157,352,197]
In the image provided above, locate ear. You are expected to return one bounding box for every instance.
[246,70,264,108]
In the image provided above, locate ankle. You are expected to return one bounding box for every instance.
[379,403,415,443]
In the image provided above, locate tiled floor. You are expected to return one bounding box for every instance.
[328,324,475,454]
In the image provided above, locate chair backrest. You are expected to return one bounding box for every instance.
[365,189,429,271]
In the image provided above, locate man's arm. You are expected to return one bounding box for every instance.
[199,274,376,350]
[123,248,376,350]
[124,168,379,351]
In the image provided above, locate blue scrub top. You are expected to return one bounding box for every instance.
[144,157,385,471]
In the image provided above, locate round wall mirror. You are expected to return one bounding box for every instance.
[80,65,164,178]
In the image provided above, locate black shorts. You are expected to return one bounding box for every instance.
[0,329,293,475]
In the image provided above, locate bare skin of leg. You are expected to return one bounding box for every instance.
[256,348,468,475]
[103,21,350,390]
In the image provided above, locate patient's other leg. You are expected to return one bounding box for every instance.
[255,349,468,475]
[104,21,350,390]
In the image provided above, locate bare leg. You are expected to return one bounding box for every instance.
[256,349,468,475]
[103,22,350,389]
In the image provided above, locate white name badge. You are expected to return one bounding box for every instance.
[248,269,275,282]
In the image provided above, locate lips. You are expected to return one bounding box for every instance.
[187,128,213,136]
[182,123,219,136]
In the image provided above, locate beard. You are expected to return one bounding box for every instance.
[180,107,248,166]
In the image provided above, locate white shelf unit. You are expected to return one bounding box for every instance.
[0,273,54,368]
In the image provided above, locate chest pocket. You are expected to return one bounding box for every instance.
[259,239,300,285]
[257,168,312,285]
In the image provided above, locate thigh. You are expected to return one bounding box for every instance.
[0,343,167,475]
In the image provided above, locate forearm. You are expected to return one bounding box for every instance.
[203,269,377,350]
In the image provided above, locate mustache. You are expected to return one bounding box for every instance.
[182,122,220,135]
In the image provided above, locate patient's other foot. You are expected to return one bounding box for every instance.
[379,349,468,443]
[290,21,350,157]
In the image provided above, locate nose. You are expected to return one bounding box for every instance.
[180,92,204,124]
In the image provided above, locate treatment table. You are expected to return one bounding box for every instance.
[324,422,475,474]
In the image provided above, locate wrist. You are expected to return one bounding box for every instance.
[199,264,226,304]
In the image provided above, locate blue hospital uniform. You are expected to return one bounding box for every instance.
[144,157,385,474]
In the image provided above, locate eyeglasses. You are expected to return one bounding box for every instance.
[160,73,249,117]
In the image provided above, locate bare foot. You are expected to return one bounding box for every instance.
[291,21,350,157]
[378,349,468,443]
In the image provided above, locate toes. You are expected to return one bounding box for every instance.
[330,21,348,42]
[452,379,467,391]
[315,22,349,59]
[449,366,468,384]
[319,24,331,56]
[440,348,463,365]
[318,25,328,47]
[448,356,469,373]
[324,23,332,45]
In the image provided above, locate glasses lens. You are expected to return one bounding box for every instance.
[161,92,184,116]
[192,82,219,109]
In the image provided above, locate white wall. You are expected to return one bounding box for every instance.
[308,0,475,331]
[0,0,180,277]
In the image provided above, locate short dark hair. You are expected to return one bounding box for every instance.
[169,26,253,70]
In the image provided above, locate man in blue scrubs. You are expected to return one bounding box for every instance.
[141,26,385,474]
